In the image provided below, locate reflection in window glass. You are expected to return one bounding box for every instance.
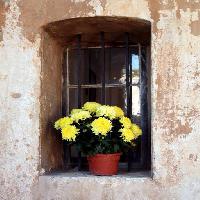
[131,54,140,116]
[131,54,140,85]
[105,48,125,84]
[68,49,102,84]
[105,87,126,112]
[68,88,102,114]
[132,86,140,116]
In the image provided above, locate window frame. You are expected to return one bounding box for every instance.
[62,32,151,172]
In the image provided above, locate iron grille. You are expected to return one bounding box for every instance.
[62,32,151,172]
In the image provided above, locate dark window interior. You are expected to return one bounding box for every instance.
[62,32,151,172]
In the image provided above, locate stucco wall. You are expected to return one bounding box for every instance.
[0,0,200,200]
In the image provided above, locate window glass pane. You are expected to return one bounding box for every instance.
[68,88,101,113]
[132,86,140,116]
[130,47,140,85]
[68,88,78,114]
[81,88,101,104]
[68,49,102,84]
[68,86,141,117]
[105,47,126,84]
[131,53,140,85]
[104,47,140,85]
[105,86,141,117]
[68,47,140,85]
[105,87,126,112]
[68,49,78,85]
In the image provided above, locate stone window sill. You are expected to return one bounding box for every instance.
[41,170,152,181]
[39,170,153,199]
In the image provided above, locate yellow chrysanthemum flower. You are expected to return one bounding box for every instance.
[54,117,73,130]
[71,109,82,115]
[96,105,116,119]
[120,128,136,142]
[119,117,132,128]
[113,106,124,118]
[91,117,112,136]
[61,125,79,141]
[82,102,101,113]
[131,124,142,138]
[71,110,91,123]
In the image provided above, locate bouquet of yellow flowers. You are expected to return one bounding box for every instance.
[54,102,142,155]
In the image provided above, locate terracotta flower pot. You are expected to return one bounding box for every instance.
[87,153,121,175]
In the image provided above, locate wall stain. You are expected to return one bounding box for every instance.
[18,0,95,42]
[189,153,198,162]
[155,43,197,143]
[10,92,21,98]
[148,0,200,33]
[29,113,33,119]
[163,149,182,185]
[190,19,200,36]
[176,0,200,11]
[0,0,6,42]
[147,1,164,32]
[0,74,8,80]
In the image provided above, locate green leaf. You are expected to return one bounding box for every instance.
[114,144,120,153]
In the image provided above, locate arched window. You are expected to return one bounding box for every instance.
[45,16,151,172]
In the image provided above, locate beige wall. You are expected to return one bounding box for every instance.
[0,0,200,199]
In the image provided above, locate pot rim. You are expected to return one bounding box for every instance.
[87,152,121,158]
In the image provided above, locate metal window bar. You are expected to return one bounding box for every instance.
[77,34,82,170]
[66,49,69,115]
[100,32,106,104]
[67,44,142,50]
[62,50,67,116]
[66,83,139,88]
[62,49,74,170]
[77,34,82,108]
[62,50,68,169]
[125,32,133,171]
[139,44,148,169]
[129,44,133,118]
[88,49,92,86]
[125,32,130,117]
[66,83,140,88]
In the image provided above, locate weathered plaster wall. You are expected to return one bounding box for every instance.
[0,0,200,200]
[0,1,41,199]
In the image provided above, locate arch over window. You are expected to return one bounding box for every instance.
[45,16,150,46]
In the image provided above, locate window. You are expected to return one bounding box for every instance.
[62,31,151,172]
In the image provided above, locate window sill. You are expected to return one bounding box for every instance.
[39,170,153,199]
[41,170,152,181]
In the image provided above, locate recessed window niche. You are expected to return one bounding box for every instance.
[40,16,151,173]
